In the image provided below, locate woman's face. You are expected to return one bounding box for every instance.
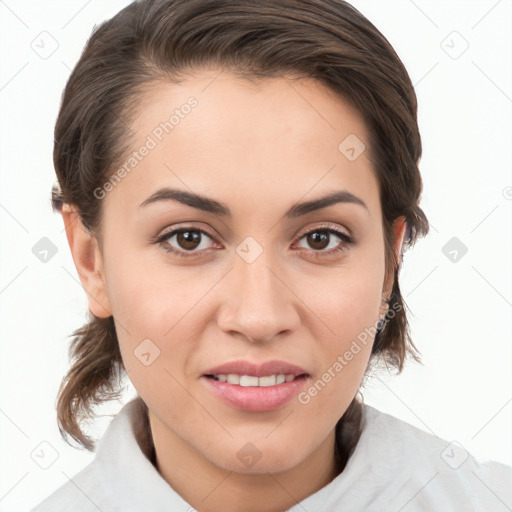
[88,68,404,474]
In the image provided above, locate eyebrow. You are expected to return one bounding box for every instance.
[139,187,368,217]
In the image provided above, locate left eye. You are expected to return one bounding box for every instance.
[295,228,352,254]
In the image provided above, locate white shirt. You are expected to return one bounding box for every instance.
[31,396,512,511]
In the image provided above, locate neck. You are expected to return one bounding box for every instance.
[148,413,342,512]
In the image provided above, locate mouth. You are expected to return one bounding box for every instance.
[204,373,308,387]
[201,360,311,412]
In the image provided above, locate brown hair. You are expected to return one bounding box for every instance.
[51,0,429,466]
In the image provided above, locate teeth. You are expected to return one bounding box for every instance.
[227,374,240,385]
[259,375,276,387]
[214,374,298,387]
[239,375,259,386]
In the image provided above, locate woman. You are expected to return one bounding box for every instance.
[32,0,511,511]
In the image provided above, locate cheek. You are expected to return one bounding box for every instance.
[298,279,378,429]
[318,280,378,369]
[304,257,384,339]
[297,252,384,398]
[104,247,202,337]
[103,256,208,387]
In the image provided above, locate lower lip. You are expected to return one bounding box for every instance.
[201,375,310,412]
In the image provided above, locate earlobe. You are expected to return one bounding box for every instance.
[61,204,112,318]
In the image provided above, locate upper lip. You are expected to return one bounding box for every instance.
[203,359,310,378]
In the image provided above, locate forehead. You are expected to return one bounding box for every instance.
[104,68,380,220]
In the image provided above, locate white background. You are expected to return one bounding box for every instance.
[0,1,511,511]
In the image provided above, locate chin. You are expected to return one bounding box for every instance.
[210,439,307,475]
[224,457,303,475]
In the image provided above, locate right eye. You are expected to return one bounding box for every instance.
[153,226,221,258]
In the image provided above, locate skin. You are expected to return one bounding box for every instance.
[62,68,406,512]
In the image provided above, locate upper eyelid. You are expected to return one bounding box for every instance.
[158,225,218,242]
[300,224,351,238]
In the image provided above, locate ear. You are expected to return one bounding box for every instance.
[381,215,407,301]
[61,204,112,318]
[392,215,407,261]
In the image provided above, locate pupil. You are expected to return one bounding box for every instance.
[308,231,329,250]
[178,230,200,250]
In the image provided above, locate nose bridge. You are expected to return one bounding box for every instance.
[217,242,299,342]
[238,250,281,308]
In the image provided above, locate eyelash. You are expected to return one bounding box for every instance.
[152,223,353,260]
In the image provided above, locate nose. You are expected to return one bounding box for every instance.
[216,250,300,344]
